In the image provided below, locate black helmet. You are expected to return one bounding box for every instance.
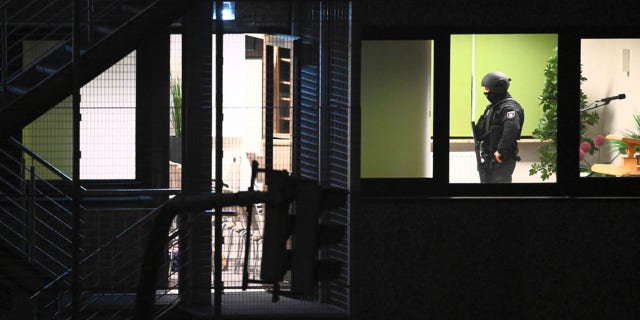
[481,71,511,93]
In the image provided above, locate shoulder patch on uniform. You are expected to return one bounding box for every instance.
[506,111,516,119]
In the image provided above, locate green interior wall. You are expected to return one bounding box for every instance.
[361,40,430,178]
[22,41,73,179]
[22,100,73,180]
[450,34,558,137]
[361,34,557,178]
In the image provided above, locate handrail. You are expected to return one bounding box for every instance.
[30,213,146,301]
[29,189,256,319]
[1,5,7,103]
[0,134,76,309]
[135,191,273,319]
[23,179,272,317]
[7,137,75,184]
[4,0,73,78]
[0,0,203,316]
[30,187,181,302]
[81,188,181,196]
[1,0,168,110]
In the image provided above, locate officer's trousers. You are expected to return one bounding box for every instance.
[484,157,517,183]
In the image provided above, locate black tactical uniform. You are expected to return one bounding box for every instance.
[476,72,524,183]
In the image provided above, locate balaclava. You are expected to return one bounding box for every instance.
[481,71,511,104]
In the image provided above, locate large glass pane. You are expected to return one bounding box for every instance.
[581,38,640,177]
[360,40,433,178]
[450,34,558,183]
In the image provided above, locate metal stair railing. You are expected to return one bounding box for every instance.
[0,138,182,319]
[30,188,187,320]
[0,137,75,279]
[0,137,76,318]
[0,138,276,319]
[1,0,71,81]
[1,0,155,92]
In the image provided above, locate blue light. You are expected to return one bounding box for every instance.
[213,1,236,21]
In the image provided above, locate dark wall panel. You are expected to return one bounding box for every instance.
[353,198,640,319]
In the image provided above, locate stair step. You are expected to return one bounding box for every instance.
[64,45,88,55]
[35,64,62,76]
[122,3,145,15]
[0,245,54,291]
[1,0,193,138]
[3,85,29,95]
[93,24,114,35]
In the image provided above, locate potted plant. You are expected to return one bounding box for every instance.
[609,114,640,155]
[529,47,600,180]
[170,76,182,163]
[580,115,640,177]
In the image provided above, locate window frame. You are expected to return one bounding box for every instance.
[360,28,640,198]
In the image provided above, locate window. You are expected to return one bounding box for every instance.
[360,32,640,197]
[22,49,137,180]
[449,34,558,183]
[580,38,640,178]
[360,40,434,178]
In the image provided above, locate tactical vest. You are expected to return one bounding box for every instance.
[476,98,524,152]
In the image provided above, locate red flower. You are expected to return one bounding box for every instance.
[580,141,592,153]
[580,149,585,160]
[594,134,606,147]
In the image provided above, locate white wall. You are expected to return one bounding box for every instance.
[214,34,264,191]
[581,39,640,164]
[22,42,136,180]
[447,140,553,183]
[80,52,137,179]
[70,35,264,182]
[170,34,265,191]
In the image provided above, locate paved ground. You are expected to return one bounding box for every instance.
[152,290,347,319]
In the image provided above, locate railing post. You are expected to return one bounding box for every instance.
[71,0,82,318]
[85,0,93,44]
[214,0,224,317]
[1,5,7,107]
[28,164,36,263]
[18,154,27,250]
[31,294,40,320]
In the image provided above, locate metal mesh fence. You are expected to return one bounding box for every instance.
[8,5,350,314]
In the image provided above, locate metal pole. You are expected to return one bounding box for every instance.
[264,45,274,171]
[28,165,35,263]
[214,0,224,317]
[71,0,82,318]
[242,161,259,290]
[86,0,93,43]
[1,6,7,107]
[136,191,273,319]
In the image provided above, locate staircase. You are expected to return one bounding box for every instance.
[0,137,74,319]
[0,0,193,138]
[0,137,183,319]
[0,0,194,318]
[0,244,55,298]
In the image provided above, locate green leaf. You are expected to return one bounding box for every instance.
[170,76,182,137]
[530,47,597,180]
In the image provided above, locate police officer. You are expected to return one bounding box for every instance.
[477,71,524,183]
